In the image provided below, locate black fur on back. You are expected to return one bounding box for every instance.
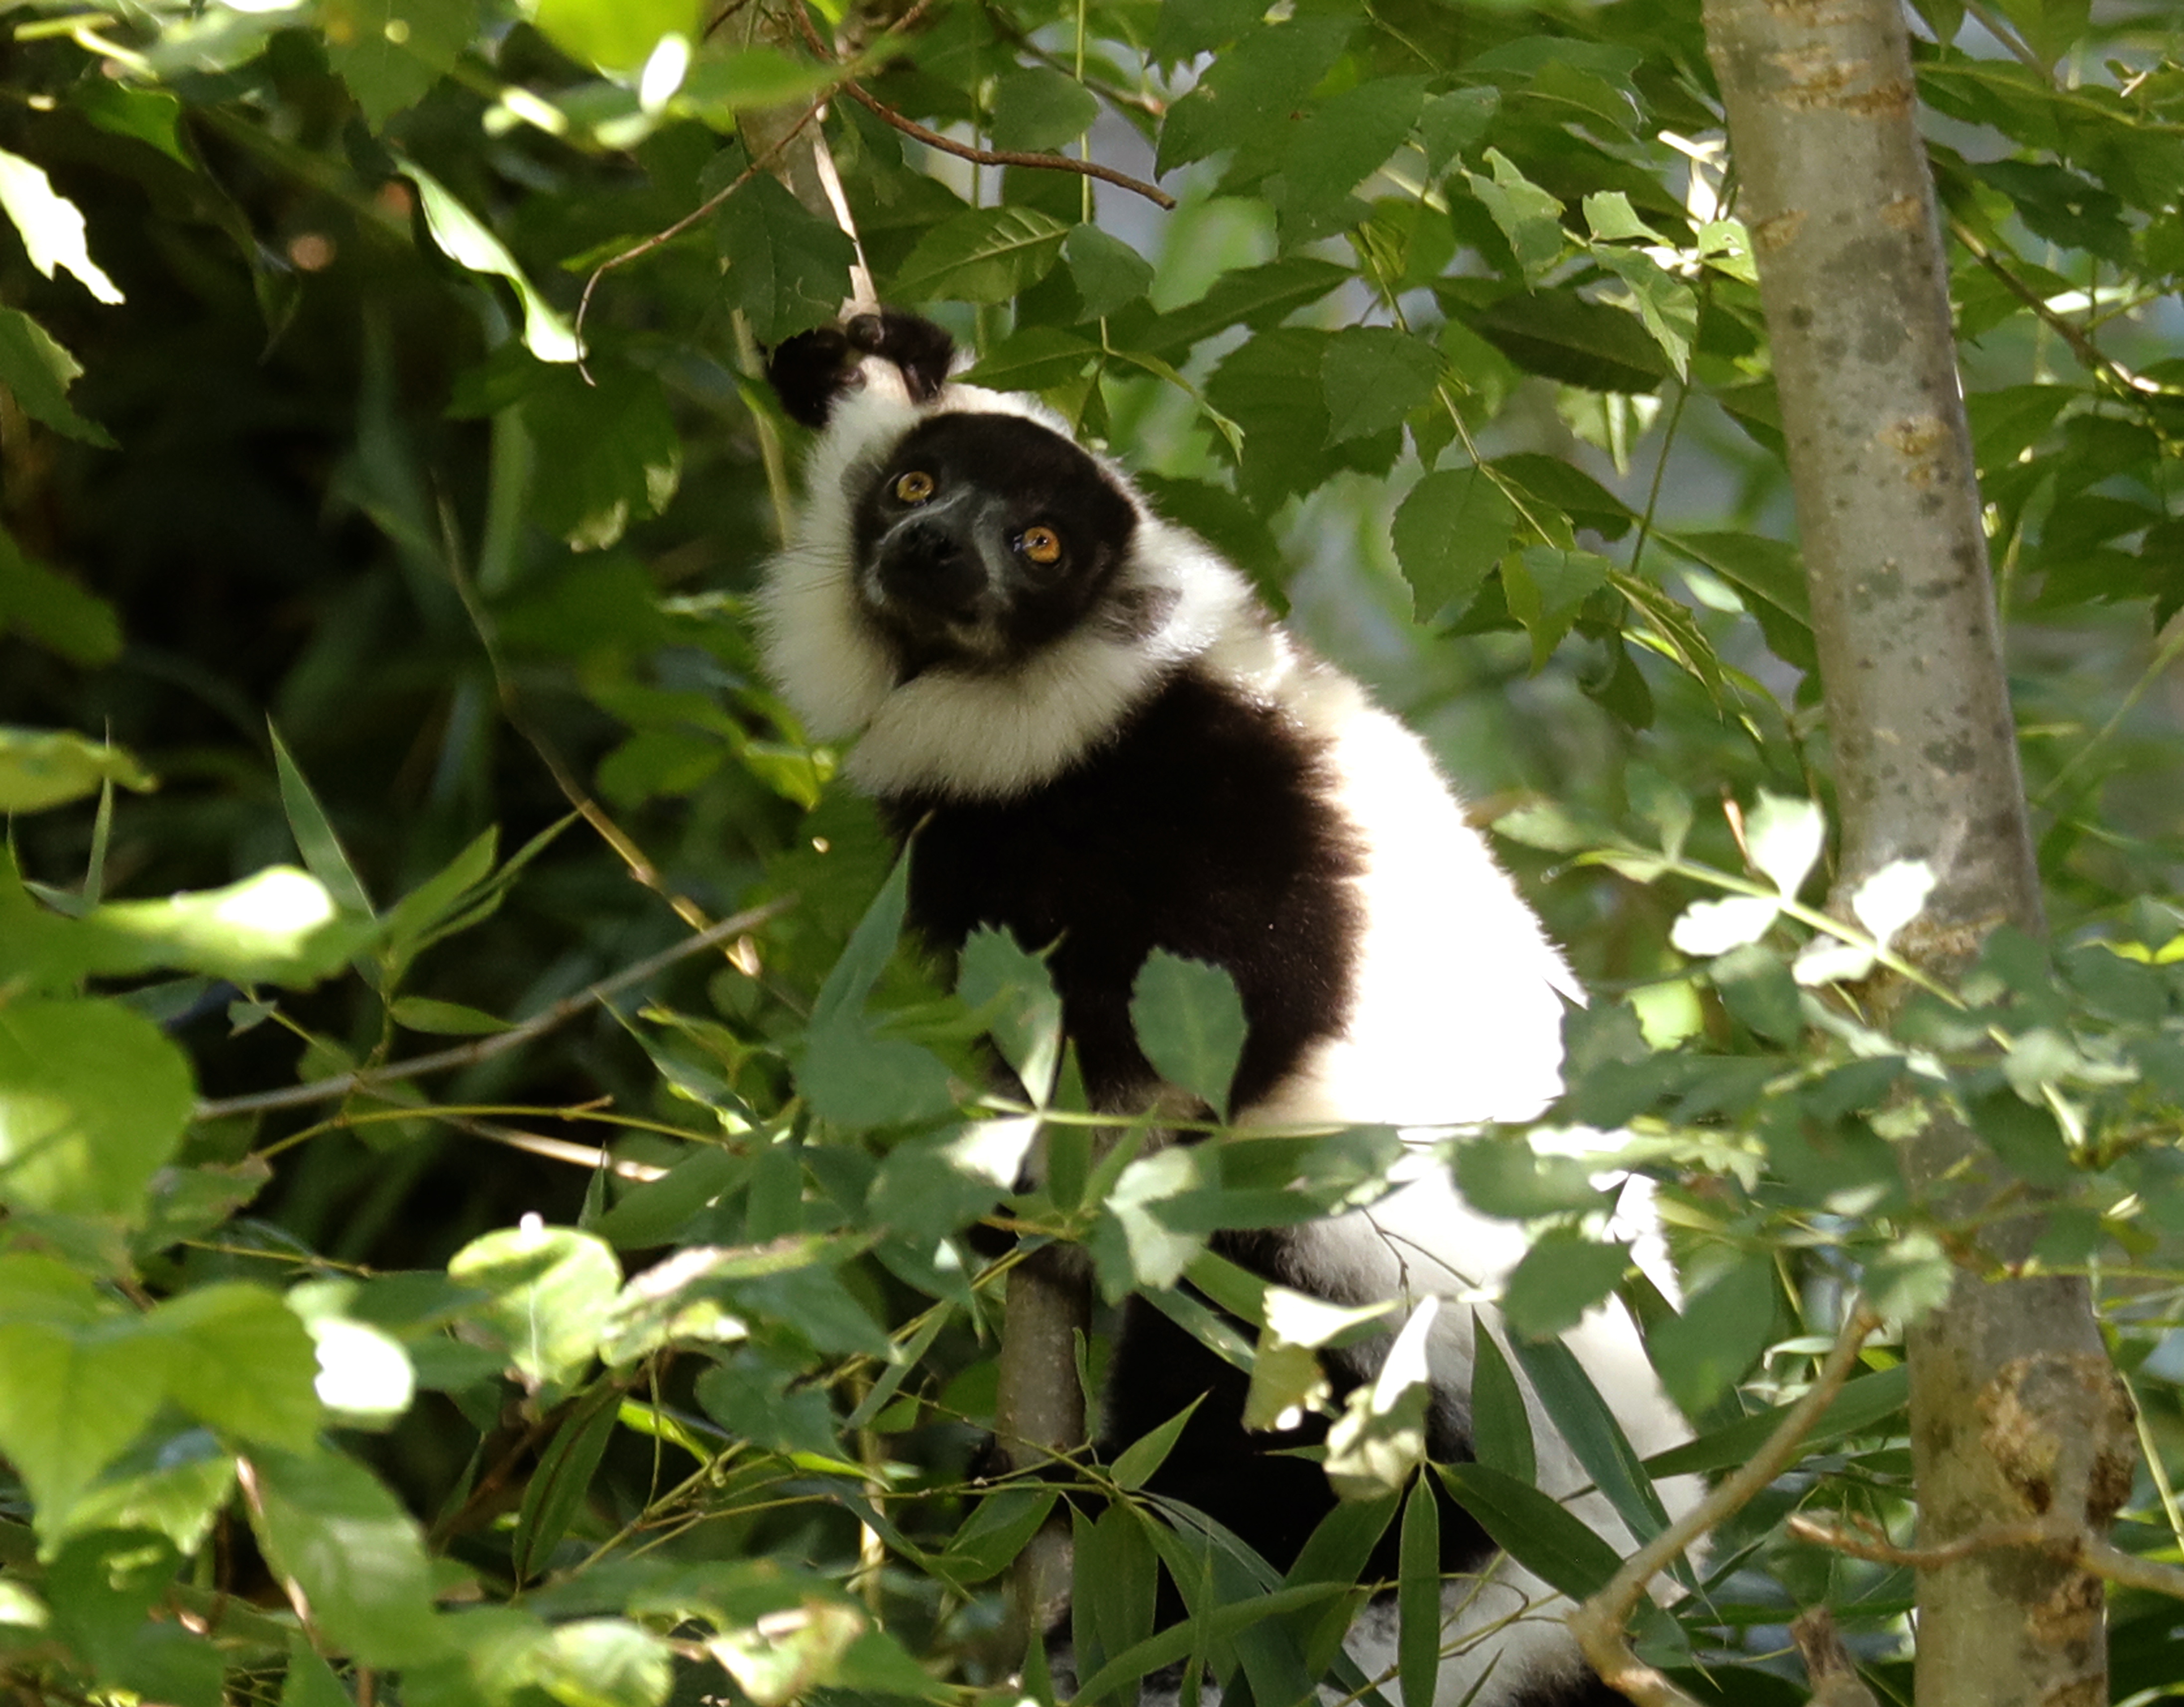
[767,308,958,428]
[878,665,1364,1113]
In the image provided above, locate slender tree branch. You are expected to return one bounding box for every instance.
[1569,1303,1884,1707]
[1790,1515,2184,1600]
[831,80,1173,209]
[194,900,788,1121]
[1947,216,2154,397]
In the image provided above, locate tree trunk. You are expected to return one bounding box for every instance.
[1699,1,2112,1702]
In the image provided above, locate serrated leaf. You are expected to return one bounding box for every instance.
[715,172,856,344]
[1130,950,1247,1118]
[322,0,477,127]
[891,207,1069,306]
[1154,15,1354,175]
[990,67,1100,151]
[1502,545,1610,669]
[521,365,681,550]
[1391,467,1518,622]
[1321,327,1439,444]
[1465,149,1566,283]
[1063,224,1153,319]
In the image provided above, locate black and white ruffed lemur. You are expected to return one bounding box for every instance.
[759,309,1696,1707]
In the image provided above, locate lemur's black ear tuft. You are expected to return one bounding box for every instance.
[765,308,958,430]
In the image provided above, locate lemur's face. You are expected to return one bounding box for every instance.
[848,413,1137,673]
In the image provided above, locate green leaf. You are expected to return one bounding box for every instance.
[282,1642,354,1707]
[322,0,479,127]
[0,147,123,303]
[1669,894,1780,958]
[1155,15,1354,174]
[890,207,1069,306]
[991,68,1100,151]
[1646,1260,1777,1416]
[1272,77,1429,245]
[0,310,115,447]
[0,1254,169,1522]
[1063,225,1153,319]
[1321,327,1439,445]
[69,81,190,168]
[1501,545,1611,670]
[448,1223,622,1395]
[51,1426,237,1555]
[1468,1314,1534,1483]
[1111,1397,1200,1492]
[270,724,375,919]
[957,925,1063,1101]
[1645,1365,1908,1479]
[249,1446,449,1666]
[1464,149,1566,283]
[1418,87,1498,176]
[715,171,857,344]
[528,1619,673,1707]
[1124,255,1349,360]
[400,160,578,363]
[1438,1462,1622,1600]
[1500,1230,1629,1339]
[515,1392,620,1579]
[1510,1335,1672,1549]
[1592,247,1696,380]
[389,996,511,1035]
[0,996,194,1219]
[0,727,151,813]
[71,867,371,986]
[532,0,697,74]
[149,1284,322,1450]
[956,324,1100,395]
[1130,950,1247,1118]
[942,1486,1057,1583]
[1396,1478,1439,1707]
[0,527,119,663]
[1453,1138,1609,1220]
[1391,467,1517,623]
[521,365,681,550]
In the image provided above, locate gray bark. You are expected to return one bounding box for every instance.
[994,1244,1091,1658]
[1700,1,2112,1702]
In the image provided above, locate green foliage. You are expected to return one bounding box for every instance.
[0,0,2180,1703]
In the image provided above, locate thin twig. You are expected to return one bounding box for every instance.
[194,899,788,1121]
[831,81,1172,209]
[1568,1302,1885,1707]
[1948,217,2153,397]
[574,98,827,376]
[781,0,1172,210]
[1788,1515,2184,1601]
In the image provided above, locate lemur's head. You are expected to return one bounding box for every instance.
[759,309,1252,799]
[846,409,1137,676]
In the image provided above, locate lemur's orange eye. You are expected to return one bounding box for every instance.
[1020,525,1063,566]
[894,470,936,503]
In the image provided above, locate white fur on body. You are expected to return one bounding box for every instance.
[760,357,1696,1707]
